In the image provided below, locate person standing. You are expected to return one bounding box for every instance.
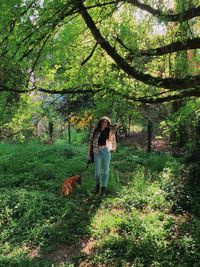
[88,116,117,196]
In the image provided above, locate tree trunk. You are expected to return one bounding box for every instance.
[128,115,131,135]
[147,120,152,152]
[48,121,54,140]
[68,120,71,144]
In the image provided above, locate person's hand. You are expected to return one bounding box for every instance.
[110,123,120,131]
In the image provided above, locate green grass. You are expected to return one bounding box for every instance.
[0,134,199,266]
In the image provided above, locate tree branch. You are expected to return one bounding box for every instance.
[86,1,118,9]
[26,32,53,87]
[1,4,77,60]
[124,0,200,22]
[0,84,103,95]
[81,42,98,66]
[115,36,200,57]
[109,88,200,103]
[78,2,200,91]
[1,82,200,104]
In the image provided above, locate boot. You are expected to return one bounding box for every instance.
[94,184,100,194]
[100,186,106,197]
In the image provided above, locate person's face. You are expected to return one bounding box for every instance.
[101,119,108,129]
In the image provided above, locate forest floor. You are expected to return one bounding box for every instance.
[119,131,185,156]
[0,134,199,267]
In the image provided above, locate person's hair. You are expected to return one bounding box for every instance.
[95,117,111,132]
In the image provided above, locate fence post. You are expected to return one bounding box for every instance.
[68,120,71,144]
[147,120,152,152]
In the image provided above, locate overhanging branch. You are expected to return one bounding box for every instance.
[124,0,200,22]
[0,84,103,95]
[78,2,200,91]
[108,88,200,103]
[115,36,200,57]
[1,82,200,104]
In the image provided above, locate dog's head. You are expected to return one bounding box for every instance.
[74,175,82,185]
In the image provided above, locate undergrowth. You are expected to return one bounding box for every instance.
[0,136,199,266]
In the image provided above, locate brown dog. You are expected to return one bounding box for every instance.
[60,175,82,196]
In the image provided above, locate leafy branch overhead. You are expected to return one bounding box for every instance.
[122,0,200,22]
[78,2,200,89]
[0,0,200,103]
[115,36,200,57]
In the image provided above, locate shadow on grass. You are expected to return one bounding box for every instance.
[0,158,110,266]
[0,141,106,266]
[0,186,107,266]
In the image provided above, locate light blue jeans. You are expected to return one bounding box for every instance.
[94,147,111,187]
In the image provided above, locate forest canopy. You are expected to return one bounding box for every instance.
[0,0,200,104]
